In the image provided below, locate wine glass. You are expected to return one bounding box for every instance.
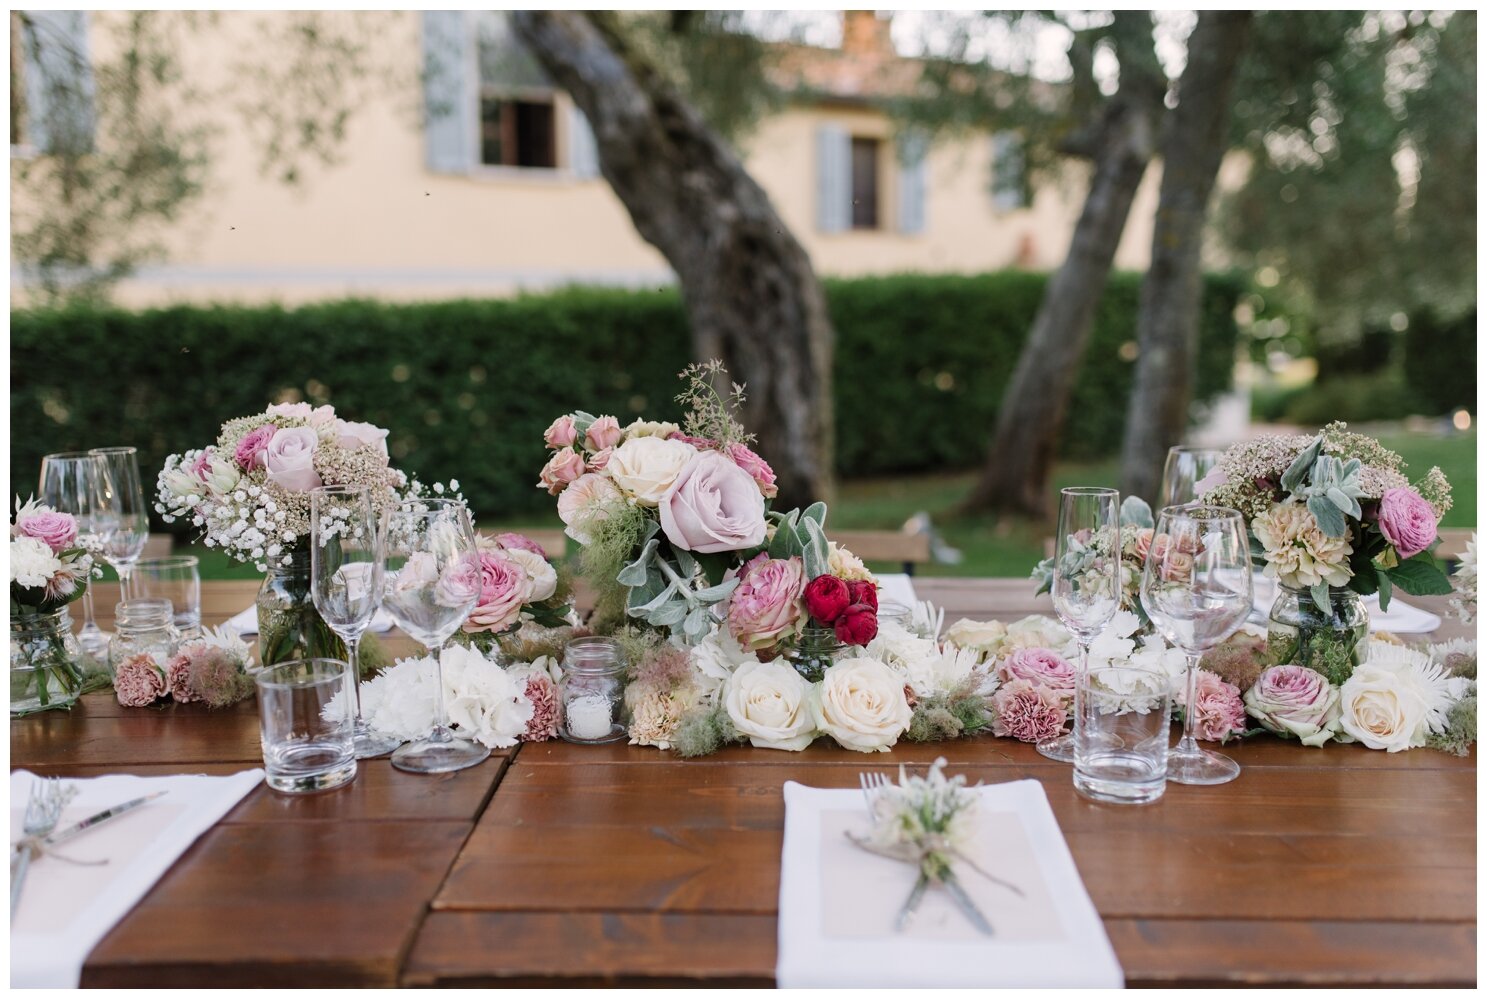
[1160,446,1224,508]
[38,451,111,659]
[1039,487,1122,763]
[89,447,152,599]
[1139,504,1254,785]
[380,497,487,774]
[311,486,400,759]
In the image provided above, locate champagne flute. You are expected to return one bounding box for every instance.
[89,447,151,599]
[38,451,111,659]
[1160,446,1224,508]
[380,497,487,774]
[1039,487,1122,763]
[1139,504,1253,785]
[312,486,399,759]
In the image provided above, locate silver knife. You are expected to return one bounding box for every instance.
[942,870,995,936]
[43,791,168,846]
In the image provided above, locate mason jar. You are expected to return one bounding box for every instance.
[11,609,87,715]
[787,625,845,683]
[558,637,627,744]
[108,599,180,678]
[1266,584,1369,686]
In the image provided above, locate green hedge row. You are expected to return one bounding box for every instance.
[10,271,1241,521]
[1403,307,1476,415]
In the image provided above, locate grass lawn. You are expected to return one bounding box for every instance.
[179,427,1476,581]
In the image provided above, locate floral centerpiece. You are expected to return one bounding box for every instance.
[1199,422,1453,681]
[116,627,256,709]
[10,498,102,714]
[1031,496,1156,628]
[454,531,577,662]
[156,401,445,669]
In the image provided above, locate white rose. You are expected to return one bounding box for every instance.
[334,419,390,457]
[827,542,872,582]
[605,436,695,507]
[1004,615,1073,655]
[263,426,323,493]
[944,618,1008,657]
[725,660,818,751]
[1337,663,1432,752]
[505,547,557,603]
[811,657,913,753]
[622,419,681,440]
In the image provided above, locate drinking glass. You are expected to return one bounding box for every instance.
[1039,487,1122,763]
[90,447,152,599]
[1074,663,1171,804]
[1160,446,1224,509]
[38,451,111,659]
[1140,504,1254,785]
[311,485,400,759]
[255,658,357,794]
[380,497,487,774]
[134,556,202,640]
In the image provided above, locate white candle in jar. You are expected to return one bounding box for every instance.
[566,694,613,740]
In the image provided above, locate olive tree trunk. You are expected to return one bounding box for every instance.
[1119,12,1253,503]
[511,11,835,509]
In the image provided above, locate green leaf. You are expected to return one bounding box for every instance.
[1307,495,1346,538]
[1350,562,1379,596]
[1120,495,1154,530]
[617,538,660,587]
[692,576,740,605]
[1281,436,1322,492]
[800,517,829,578]
[1310,583,1332,615]
[1376,569,1393,612]
[799,502,828,528]
[1385,553,1454,596]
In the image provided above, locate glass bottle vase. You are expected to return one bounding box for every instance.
[787,625,845,683]
[11,609,87,715]
[256,550,392,674]
[1266,584,1369,686]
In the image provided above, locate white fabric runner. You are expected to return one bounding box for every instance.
[10,768,262,988]
[777,779,1122,988]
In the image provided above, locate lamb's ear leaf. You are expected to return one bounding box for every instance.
[1307,495,1346,539]
[800,502,828,528]
[672,547,699,579]
[1309,583,1333,616]
[800,517,830,579]
[647,598,689,627]
[692,576,740,605]
[1120,496,1154,530]
[1281,436,1323,493]
[617,538,660,587]
[682,605,711,643]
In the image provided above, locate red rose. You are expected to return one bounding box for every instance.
[833,604,878,646]
[847,580,878,613]
[804,574,851,624]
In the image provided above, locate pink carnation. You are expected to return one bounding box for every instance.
[1378,486,1439,559]
[234,425,276,471]
[1180,669,1248,742]
[991,680,1067,743]
[724,442,779,499]
[998,647,1076,695]
[115,653,167,707]
[15,509,78,552]
[165,652,196,703]
[725,553,807,653]
[495,532,547,558]
[520,673,560,742]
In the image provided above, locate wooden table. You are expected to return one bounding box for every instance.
[12,580,1475,987]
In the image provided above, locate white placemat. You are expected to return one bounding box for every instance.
[777,779,1122,988]
[223,604,397,637]
[10,768,262,988]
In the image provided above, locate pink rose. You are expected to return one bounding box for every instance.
[495,532,547,558]
[544,415,578,449]
[991,680,1067,743]
[165,652,196,703]
[998,647,1075,695]
[335,419,389,457]
[16,509,78,552]
[585,415,622,451]
[658,451,768,554]
[307,405,338,428]
[1159,550,1195,583]
[1244,665,1339,746]
[465,550,528,634]
[536,449,585,495]
[726,554,807,652]
[1134,529,1157,562]
[587,447,613,471]
[1180,669,1248,742]
[263,426,323,493]
[115,653,167,707]
[434,553,483,611]
[234,425,277,471]
[1378,486,1438,559]
[724,443,779,499]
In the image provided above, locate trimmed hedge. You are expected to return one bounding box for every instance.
[10,271,1241,522]
[1403,307,1476,415]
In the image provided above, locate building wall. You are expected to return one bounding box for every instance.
[11,11,1163,308]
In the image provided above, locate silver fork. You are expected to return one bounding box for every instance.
[12,778,74,916]
[858,770,891,813]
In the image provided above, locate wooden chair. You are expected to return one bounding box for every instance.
[831,529,932,576]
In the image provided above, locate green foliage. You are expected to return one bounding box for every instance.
[670,702,739,758]
[1404,308,1477,415]
[1428,688,1476,757]
[10,271,1240,521]
[1283,368,1423,426]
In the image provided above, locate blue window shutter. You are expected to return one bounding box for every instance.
[568,103,599,179]
[991,132,1028,212]
[896,132,927,235]
[423,11,473,174]
[815,124,850,233]
[20,10,95,154]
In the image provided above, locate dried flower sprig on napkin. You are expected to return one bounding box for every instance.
[848,758,1023,934]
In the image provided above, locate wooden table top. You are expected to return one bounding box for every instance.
[12,579,1475,987]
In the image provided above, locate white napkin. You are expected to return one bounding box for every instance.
[777,779,1122,988]
[223,605,397,637]
[874,573,919,611]
[10,768,262,988]
[1250,574,1441,634]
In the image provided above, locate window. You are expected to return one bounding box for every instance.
[851,137,880,229]
[480,96,556,168]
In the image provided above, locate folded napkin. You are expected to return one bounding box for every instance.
[777,779,1122,988]
[223,604,397,637]
[1250,574,1441,634]
[11,768,262,988]
[874,573,919,612]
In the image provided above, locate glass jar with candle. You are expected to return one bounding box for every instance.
[108,599,179,678]
[559,637,627,744]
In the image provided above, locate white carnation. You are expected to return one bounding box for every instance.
[10,535,63,589]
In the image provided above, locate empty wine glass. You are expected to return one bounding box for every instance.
[312,486,400,760]
[1039,486,1122,763]
[38,451,111,659]
[380,497,487,774]
[1140,504,1254,785]
[90,447,151,599]
[1160,446,1224,509]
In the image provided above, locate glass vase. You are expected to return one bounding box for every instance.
[1267,584,1369,686]
[787,625,844,682]
[11,609,87,715]
[257,550,392,674]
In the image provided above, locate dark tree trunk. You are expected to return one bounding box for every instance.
[962,13,1164,519]
[1119,12,1253,503]
[511,12,834,509]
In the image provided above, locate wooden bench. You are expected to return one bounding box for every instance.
[830,529,933,576]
